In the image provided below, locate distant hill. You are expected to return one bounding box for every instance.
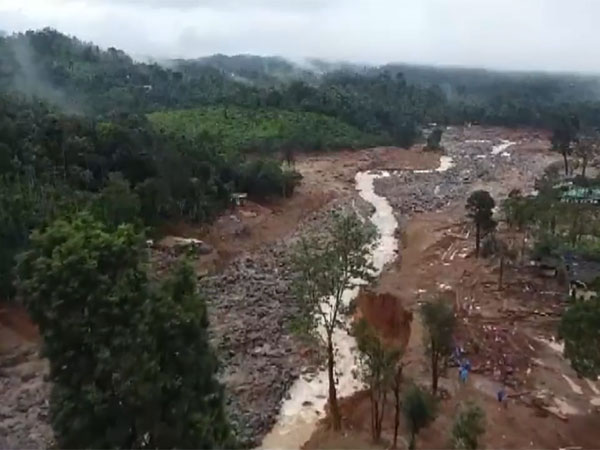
[174,54,318,86]
[2,27,600,132]
[0,28,257,115]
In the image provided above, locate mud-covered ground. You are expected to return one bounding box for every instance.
[0,126,565,449]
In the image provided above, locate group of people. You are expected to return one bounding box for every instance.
[454,345,507,407]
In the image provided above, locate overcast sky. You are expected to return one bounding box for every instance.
[0,0,597,73]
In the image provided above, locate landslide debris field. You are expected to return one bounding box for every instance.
[2,126,600,449]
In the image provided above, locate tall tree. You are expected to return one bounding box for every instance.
[574,130,600,178]
[466,190,497,257]
[392,364,403,449]
[551,115,579,175]
[402,384,436,450]
[16,214,231,448]
[291,211,376,431]
[354,318,401,443]
[420,293,456,394]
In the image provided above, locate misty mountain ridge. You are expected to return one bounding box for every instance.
[2,27,600,128]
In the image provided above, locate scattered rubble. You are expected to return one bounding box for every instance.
[0,345,53,449]
[199,199,370,446]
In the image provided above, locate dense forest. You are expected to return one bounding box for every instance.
[2,27,600,300]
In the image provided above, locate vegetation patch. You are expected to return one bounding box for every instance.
[148,106,388,153]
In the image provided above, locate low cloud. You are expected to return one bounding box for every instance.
[0,0,598,73]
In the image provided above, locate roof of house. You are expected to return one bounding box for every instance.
[567,257,600,284]
[561,187,600,204]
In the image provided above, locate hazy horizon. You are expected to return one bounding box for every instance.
[1,0,598,74]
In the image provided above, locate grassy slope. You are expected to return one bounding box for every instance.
[148,106,388,152]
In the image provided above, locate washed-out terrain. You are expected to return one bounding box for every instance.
[2,127,600,449]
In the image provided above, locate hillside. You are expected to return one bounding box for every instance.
[148,106,388,152]
[175,54,318,86]
[0,28,257,115]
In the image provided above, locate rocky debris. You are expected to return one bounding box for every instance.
[374,129,548,218]
[199,198,370,446]
[200,239,304,446]
[150,236,218,277]
[155,236,214,255]
[0,345,53,449]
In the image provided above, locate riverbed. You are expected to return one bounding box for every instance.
[262,157,453,449]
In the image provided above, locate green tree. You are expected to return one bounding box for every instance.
[95,172,140,227]
[451,402,486,450]
[559,297,600,377]
[16,214,231,448]
[402,384,436,450]
[291,211,376,431]
[420,293,455,394]
[466,190,497,257]
[147,261,232,448]
[425,128,443,151]
[551,115,579,175]
[354,318,401,443]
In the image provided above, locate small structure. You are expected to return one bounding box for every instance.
[566,256,600,301]
[560,186,600,205]
[231,192,248,207]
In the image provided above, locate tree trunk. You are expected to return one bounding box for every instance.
[372,395,379,442]
[409,431,416,450]
[370,389,377,442]
[475,223,481,257]
[582,157,588,178]
[392,370,401,449]
[499,254,504,290]
[431,348,438,394]
[327,336,341,431]
[374,391,386,443]
[563,151,569,176]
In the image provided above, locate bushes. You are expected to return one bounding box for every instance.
[234,158,301,198]
[451,403,486,449]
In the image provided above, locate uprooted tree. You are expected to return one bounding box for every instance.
[559,296,600,378]
[420,293,456,394]
[291,210,377,431]
[16,213,232,448]
[450,402,486,450]
[403,383,437,450]
[354,318,402,443]
[466,190,497,257]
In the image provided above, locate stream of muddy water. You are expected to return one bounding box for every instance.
[262,156,454,449]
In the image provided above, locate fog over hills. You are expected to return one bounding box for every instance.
[1,0,599,73]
